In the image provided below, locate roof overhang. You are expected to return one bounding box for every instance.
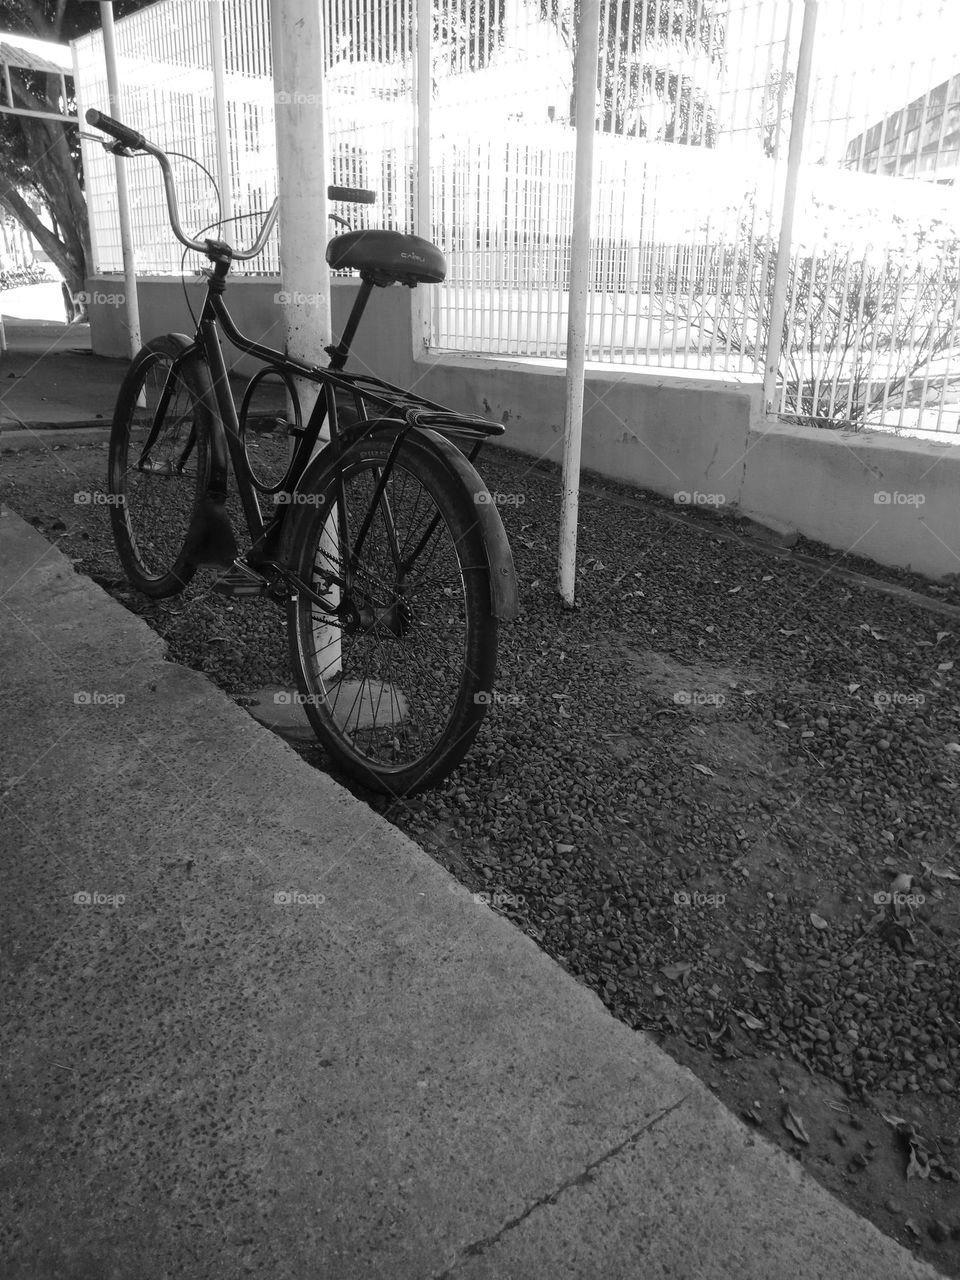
[0,31,75,124]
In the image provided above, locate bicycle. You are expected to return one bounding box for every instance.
[86,108,518,798]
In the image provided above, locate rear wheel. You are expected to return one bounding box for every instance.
[108,336,212,597]
[287,429,498,796]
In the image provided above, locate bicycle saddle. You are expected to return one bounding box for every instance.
[326,230,446,287]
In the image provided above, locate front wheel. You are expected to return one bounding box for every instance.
[287,430,499,796]
[108,335,213,597]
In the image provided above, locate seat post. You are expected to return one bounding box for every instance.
[325,275,376,370]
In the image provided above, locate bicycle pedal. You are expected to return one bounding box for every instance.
[212,564,269,598]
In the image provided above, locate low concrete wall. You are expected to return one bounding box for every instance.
[88,275,960,580]
[87,275,412,384]
[739,422,960,580]
[410,353,759,512]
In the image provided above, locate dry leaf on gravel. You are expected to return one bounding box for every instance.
[734,1009,765,1031]
[782,1106,810,1144]
[921,860,959,880]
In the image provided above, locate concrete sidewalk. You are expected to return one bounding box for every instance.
[0,504,946,1280]
[0,313,261,452]
[0,316,122,432]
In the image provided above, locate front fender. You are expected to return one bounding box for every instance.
[163,333,232,497]
[283,421,519,622]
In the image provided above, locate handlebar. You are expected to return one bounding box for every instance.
[85,106,278,261]
[85,108,146,151]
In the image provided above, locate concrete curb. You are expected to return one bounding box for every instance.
[739,512,800,549]
[0,505,947,1280]
[0,426,111,449]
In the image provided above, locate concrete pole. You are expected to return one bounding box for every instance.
[412,0,432,354]
[100,2,141,357]
[763,0,818,416]
[269,0,339,679]
[269,0,330,431]
[210,0,234,229]
[557,0,601,608]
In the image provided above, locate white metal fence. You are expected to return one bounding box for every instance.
[75,0,280,275]
[74,0,960,433]
[74,0,415,277]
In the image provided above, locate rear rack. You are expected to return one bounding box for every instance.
[330,370,505,439]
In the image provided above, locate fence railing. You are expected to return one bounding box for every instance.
[73,0,960,433]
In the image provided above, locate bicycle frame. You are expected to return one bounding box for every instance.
[82,109,506,582]
[173,249,508,608]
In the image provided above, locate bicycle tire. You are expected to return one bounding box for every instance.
[108,335,213,597]
[287,428,499,796]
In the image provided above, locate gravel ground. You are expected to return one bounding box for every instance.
[3,436,959,1273]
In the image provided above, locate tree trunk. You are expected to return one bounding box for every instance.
[0,191,84,296]
[1,71,90,298]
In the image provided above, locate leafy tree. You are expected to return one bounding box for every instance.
[0,1,151,297]
[434,0,506,73]
[539,0,726,143]
[338,0,724,141]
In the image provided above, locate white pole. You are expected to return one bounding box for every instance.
[763,0,818,415]
[210,0,234,229]
[269,0,331,430]
[100,1,141,357]
[557,0,601,607]
[412,0,432,356]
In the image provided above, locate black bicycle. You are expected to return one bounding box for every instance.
[87,108,517,797]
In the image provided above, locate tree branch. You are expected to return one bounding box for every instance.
[15,0,56,39]
[53,0,69,40]
[0,188,68,272]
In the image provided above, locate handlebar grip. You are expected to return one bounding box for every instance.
[327,185,376,204]
[85,108,147,151]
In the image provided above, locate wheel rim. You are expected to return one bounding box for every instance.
[115,353,204,584]
[298,455,474,782]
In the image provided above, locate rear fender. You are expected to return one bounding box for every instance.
[282,420,519,621]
